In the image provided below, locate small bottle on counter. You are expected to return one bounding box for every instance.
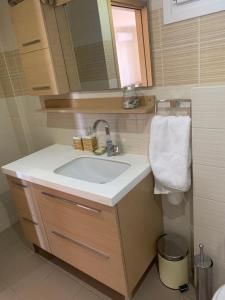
[82,127,98,152]
[73,136,83,151]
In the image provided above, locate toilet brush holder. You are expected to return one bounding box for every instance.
[194,244,213,300]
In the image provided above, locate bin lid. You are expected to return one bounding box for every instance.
[157,234,188,261]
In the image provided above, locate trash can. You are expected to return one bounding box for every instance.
[157,234,189,290]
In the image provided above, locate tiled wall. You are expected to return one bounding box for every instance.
[192,86,225,292]
[0,0,33,232]
[150,3,225,86]
[0,90,21,231]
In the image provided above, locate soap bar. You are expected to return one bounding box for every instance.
[94,147,107,155]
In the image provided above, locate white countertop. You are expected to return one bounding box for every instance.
[1,144,151,207]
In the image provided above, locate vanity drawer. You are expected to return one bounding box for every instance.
[45,223,127,294]
[35,186,120,254]
[7,177,50,251]
[8,177,37,221]
[20,217,45,248]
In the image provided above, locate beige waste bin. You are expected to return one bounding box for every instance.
[157,234,189,290]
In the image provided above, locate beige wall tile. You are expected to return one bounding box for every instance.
[193,164,225,204]
[163,44,199,85]
[200,39,225,84]
[192,86,225,129]
[194,197,225,233]
[149,0,162,11]
[152,50,163,86]
[200,11,225,45]
[162,18,198,49]
[192,128,225,168]
[150,9,161,50]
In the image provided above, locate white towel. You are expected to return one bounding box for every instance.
[150,116,191,195]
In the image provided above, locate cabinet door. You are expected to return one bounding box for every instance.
[63,0,120,91]
[21,49,59,96]
[35,186,127,295]
[10,0,48,53]
[8,177,50,251]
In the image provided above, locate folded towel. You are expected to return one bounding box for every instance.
[150,116,191,195]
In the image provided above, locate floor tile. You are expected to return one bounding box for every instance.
[11,262,55,298]
[0,243,47,285]
[14,268,81,300]
[73,287,102,300]
[0,288,22,300]
[0,223,24,253]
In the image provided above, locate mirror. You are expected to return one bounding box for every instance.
[56,0,152,91]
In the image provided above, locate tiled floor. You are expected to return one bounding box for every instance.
[0,224,196,300]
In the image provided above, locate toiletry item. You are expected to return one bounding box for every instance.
[73,136,83,151]
[93,146,107,155]
[194,244,213,300]
[123,84,140,109]
[82,135,98,152]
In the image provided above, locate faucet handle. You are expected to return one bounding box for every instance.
[106,141,120,156]
[113,145,120,155]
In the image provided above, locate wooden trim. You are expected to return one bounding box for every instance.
[111,0,146,9]
[135,9,147,86]
[39,96,155,114]
[108,0,122,88]
[110,1,153,87]
[141,7,153,86]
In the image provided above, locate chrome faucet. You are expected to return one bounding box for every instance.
[92,120,119,156]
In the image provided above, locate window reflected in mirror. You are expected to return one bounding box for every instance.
[112,6,143,87]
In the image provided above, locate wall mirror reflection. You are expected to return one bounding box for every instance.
[58,0,152,91]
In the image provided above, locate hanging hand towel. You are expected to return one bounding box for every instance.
[150,116,191,195]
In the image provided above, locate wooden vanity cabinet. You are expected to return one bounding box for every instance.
[7,174,162,298]
[10,0,70,96]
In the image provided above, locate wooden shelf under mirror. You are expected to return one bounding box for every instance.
[38,96,155,114]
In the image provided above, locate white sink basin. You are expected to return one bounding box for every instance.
[54,157,131,184]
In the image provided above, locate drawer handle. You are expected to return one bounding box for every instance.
[52,230,110,259]
[12,181,28,189]
[22,217,38,226]
[42,192,101,214]
[32,86,51,91]
[22,39,41,47]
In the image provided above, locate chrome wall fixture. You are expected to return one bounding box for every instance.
[155,99,192,116]
[172,0,200,5]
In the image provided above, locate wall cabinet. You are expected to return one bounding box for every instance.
[7,174,162,298]
[10,0,70,96]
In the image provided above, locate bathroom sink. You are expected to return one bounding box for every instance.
[54,157,131,184]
